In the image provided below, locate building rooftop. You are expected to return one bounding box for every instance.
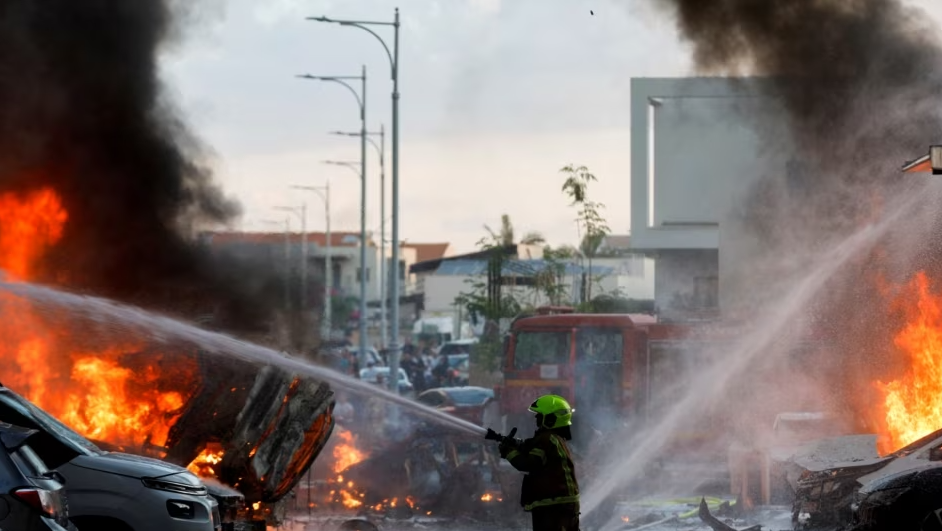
[434,259,613,277]
[203,231,374,248]
[402,242,451,263]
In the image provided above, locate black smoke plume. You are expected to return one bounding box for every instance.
[653,0,942,432]
[0,1,282,333]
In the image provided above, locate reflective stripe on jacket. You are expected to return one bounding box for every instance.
[505,429,579,511]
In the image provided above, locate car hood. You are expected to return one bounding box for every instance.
[69,451,193,480]
[791,434,888,472]
[858,462,942,495]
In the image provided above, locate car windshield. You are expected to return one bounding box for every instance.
[0,391,101,456]
[445,388,493,406]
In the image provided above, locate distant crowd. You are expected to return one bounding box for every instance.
[325,336,464,393]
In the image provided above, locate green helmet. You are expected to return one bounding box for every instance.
[528,394,574,429]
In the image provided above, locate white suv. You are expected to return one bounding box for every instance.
[0,386,219,531]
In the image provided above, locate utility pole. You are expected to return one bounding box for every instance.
[329,124,386,348]
[298,68,369,358]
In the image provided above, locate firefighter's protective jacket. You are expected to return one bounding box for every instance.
[504,429,580,511]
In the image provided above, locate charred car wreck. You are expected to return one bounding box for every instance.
[97,350,335,530]
[792,429,942,530]
[327,423,519,521]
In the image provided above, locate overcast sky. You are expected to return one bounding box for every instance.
[160,0,942,253]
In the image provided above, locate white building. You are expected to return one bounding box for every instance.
[629,78,789,320]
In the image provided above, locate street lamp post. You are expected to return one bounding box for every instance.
[275,205,308,316]
[298,68,370,361]
[309,8,402,395]
[292,183,332,339]
[323,160,369,360]
[330,125,387,349]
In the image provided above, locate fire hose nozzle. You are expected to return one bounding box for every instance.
[484,427,518,445]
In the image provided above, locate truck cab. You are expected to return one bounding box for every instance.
[498,313,650,441]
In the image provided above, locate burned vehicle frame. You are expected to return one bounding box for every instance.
[792,428,942,530]
[335,425,519,520]
[96,350,335,529]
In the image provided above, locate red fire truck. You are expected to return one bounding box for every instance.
[494,308,831,468]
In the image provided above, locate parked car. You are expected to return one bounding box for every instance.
[416,387,496,427]
[0,422,75,530]
[359,367,414,395]
[0,385,220,531]
[792,427,942,530]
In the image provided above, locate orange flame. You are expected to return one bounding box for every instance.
[332,428,366,474]
[188,446,225,477]
[879,271,942,452]
[0,187,198,452]
[0,188,67,281]
[327,428,369,509]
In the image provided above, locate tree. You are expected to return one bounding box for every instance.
[484,213,545,247]
[561,164,611,302]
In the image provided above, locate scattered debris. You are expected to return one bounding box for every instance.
[698,498,761,531]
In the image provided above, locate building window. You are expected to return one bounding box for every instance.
[694,276,719,309]
[398,260,406,281]
[357,268,371,282]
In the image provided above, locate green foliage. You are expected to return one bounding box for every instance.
[331,295,359,327]
[577,294,655,314]
[561,164,611,302]
[470,336,505,376]
[561,164,611,255]
[455,225,526,323]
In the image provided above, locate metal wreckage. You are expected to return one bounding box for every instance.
[692,430,942,531]
[93,350,336,530]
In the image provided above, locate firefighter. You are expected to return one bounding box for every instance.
[499,394,580,531]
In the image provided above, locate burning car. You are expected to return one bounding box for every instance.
[320,423,518,520]
[0,383,220,531]
[792,428,942,530]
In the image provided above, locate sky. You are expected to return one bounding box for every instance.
[160,0,942,254]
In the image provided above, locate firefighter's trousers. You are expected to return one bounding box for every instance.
[531,503,580,531]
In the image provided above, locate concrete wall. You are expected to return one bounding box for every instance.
[653,250,719,318]
[629,77,791,316]
[593,256,656,300]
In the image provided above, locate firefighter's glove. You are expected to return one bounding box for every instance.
[498,438,519,459]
